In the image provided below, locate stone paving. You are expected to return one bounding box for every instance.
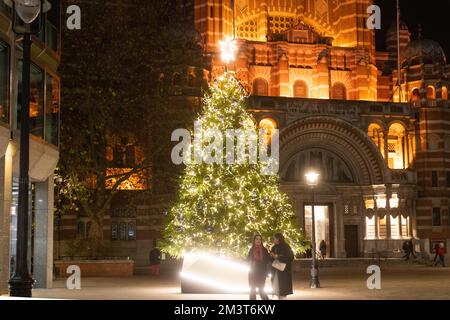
[2,264,444,300]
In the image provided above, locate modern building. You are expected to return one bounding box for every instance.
[0,1,60,294]
[194,0,450,258]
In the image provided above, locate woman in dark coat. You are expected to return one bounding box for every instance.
[247,235,271,300]
[270,233,294,299]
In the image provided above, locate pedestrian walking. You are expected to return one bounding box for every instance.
[149,240,162,276]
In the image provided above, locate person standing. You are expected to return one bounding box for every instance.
[435,243,446,267]
[319,240,327,259]
[149,240,162,276]
[433,242,440,263]
[247,235,271,300]
[270,233,294,300]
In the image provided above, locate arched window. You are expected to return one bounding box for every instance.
[332,82,347,100]
[253,78,269,96]
[427,86,436,100]
[387,123,406,169]
[293,80,308,98]
[442,86,448,100]
[410,88,420,102]
[172,73,182,86]
[368,123,384,158]
[259,118,277,144]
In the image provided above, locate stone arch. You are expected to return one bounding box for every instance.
[280,116,387,186]
[293,79,309,98]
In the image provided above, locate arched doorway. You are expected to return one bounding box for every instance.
[280,116,387,258]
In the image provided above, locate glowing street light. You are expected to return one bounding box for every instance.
[219,37,238,70]
[305,170,320,288]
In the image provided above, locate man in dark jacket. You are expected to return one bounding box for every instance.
[149,240,161,276]
[402,239,416,261]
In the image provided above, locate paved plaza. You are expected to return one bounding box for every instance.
[2,264,447,300]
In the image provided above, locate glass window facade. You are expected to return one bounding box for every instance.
[45,74,60,145]
[0,41,9,123]
[17,60,60,146]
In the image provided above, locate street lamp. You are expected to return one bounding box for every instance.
[305,171,320,289]
[4,0,51,298]
[218,37,237,72]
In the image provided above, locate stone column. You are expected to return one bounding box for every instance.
[33,174,54,289]
[0,153,12,295]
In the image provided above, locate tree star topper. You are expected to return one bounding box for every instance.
[219,37,238,64]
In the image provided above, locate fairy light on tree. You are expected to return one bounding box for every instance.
[161,73,308,260]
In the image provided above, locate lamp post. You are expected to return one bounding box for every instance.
[218,37,237,72]
[4,0,51,297]
[305,171,320,289]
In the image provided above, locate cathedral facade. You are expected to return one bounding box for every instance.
[195,0,450,258]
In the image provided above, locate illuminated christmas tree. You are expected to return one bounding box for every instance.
[161,73,308,259]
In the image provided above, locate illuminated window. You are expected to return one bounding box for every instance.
[427,86,436,100]
[378,216,387,239]
[332,82,347,100]
[253,78,269,96]
[259,118,277,144]
[410,88,420,102]
[442,86,448,100]
[293,80,308,98]
[387,123,406,169]
[128,223,136,240]
[366,216,376,239]
[401,216,409,237]
[390,216,400,239]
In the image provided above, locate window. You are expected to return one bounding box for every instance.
[332,82,347,100]
[387,123,406,169]
[390,216,399,239]
[293,80,308,98]
[111,223,118,240]
[427,86,436,100]
[253,78,269,96]
[344,204,350,215]
[259,118,277,144]
[432,171,438,188]
[442,87,448,100]
[446,172,450,188]
[432,208,441,226]
[366,216,376,239]
[401,216,409,237]
[378,216,387,239]
[46,0,60,52]
[112,221,136,241]
[0,41,9,123]
[45,75,60,145]
[410,88,420,102]
[128,223,136,240]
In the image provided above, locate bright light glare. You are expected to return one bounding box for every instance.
[219,37,238,64]
[305,171,319,186]
[181,252,272,294]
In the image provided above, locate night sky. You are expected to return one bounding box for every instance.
[374,0,450,57]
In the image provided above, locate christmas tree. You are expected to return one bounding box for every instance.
[161,73,308,258]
